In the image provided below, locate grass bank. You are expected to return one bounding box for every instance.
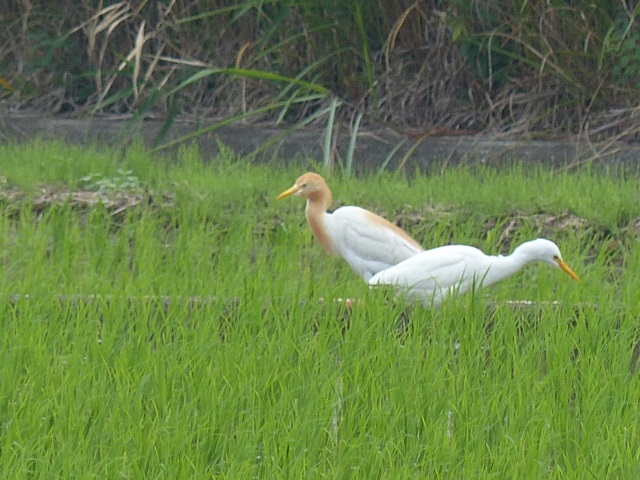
[0,140,638,477]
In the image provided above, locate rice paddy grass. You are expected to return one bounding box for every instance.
[0,139,639,478]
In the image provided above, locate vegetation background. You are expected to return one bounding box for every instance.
[1,2,640,476]
[1,0,640,154]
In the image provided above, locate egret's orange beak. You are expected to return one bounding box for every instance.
[556,258,579,281]
[276,184,301,200]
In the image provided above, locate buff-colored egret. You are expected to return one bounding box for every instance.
[368,238,579,307]
[277,172,423,281]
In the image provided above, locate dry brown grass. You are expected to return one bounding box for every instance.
[1,0,639,150]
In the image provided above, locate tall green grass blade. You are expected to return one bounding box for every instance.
[168,67,330,97]
[353,0,377,107]
[176,4,247,24]
[322,97,340,171]
[345,111,362,177]
[255,100,343,156]
[377,138,407,175]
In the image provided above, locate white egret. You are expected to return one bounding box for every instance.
[368,238,579,307]
[277,172,424,281]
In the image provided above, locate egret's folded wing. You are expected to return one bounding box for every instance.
[332,207,423,278]
[369,245,484,288]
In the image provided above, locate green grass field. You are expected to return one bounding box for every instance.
[0,140,639,478]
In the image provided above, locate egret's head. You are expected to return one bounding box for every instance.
[276,172,329,201]
[518,238,580,281]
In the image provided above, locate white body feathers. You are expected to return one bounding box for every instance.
[277,173,423,281]
[318,205,424,281]
[368,238,579,307]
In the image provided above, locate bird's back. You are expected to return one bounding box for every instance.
[327,206,423,281]
[369,244,490,306]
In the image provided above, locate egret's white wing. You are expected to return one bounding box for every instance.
[369,245,490,306]
[328,206,424,281]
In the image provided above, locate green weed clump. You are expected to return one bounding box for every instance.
[0,140,639,477]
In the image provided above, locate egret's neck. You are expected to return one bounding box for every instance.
[304,189,336,255]
[482,251,535,287]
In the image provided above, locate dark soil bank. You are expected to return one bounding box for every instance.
[3,115,640,172]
